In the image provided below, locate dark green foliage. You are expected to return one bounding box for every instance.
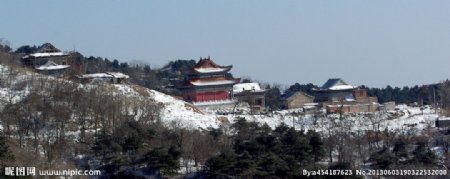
[205,150,237,177]
[264,85,283,111]
[15,45,38,54]
[0,40,12,53]
[206,118,324,178]
[234,151,256,176]
[370,139,438,170]
[0,132,14,168]
[367,84,439,105]
[112,59,120,69]
[162,59,196,71]
[207,127,223,140]
[369,148,398,169]
[93,129,122,155]
[411,140,437,165]
[283,83,317,97]
[393,139,408,158]
[144,146,181,176]
[308,130,325,162]
[114,120,155,152]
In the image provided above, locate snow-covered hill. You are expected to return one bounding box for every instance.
[112,84,439,136]
[0,64,439,135]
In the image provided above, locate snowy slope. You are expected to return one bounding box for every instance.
[111,84,220,129]
[0,63,439,135]
[96,83,441,134]
[146,88,220,129]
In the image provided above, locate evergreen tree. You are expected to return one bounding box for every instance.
[308,130,325,162]
[411,140,437,165]
[264,85,283,111]
[145,146,181,176]
[369,148,398,169]
[0,132,14,171]
[15,45,38,54]
[206,150,238,178]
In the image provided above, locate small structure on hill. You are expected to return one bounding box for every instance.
[76,72,129,84]
[380,101,396,111]
[178,57,240,106]
[21,43,69,67]
[436,117,450,128]
[314,78,356,102]
[21,43,71,75]
[314,78,379,113]
[282,91,315,109]
[233,83,266,113]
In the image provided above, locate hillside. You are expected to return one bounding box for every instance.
[0,62,448,178]
[0,62,439,134]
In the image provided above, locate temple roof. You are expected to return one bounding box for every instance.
[37,43,60,53]
[24,52,68,59]
[22,43,69,59]
[193,67,231,73]
[192,57,232,74]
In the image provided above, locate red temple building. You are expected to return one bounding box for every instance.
[180,57,240,103]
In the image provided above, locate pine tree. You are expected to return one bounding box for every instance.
[0,132,14,172]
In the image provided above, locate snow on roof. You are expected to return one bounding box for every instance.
[194,67,228,73]
[345,95,356,101]
[303,105,317,109]
[23,52,68,59]
[321,78,355,90]
[78,72,129,79]
[106,72,129,78]
[35,61,70,71]
[233,83,264,93]
[190,79,236,86]
[329,84,355,90]
[79,73,112,78]
[35,65,70,71]
[439,117,450,121]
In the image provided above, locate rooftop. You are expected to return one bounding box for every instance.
[191,57,232,74]
[319,78,355,91]
[35,61,70,71]
[23,52,68,59]
[233,83,265,93]
[78,72,129,79]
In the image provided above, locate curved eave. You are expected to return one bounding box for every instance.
[189,80,237,86]
[22,54,69,60]
[192,66,232,74]
[35,65,70,71]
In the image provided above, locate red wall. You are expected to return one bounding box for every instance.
[194,91,229,102]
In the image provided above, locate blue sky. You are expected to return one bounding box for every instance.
[1,0,450,87]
